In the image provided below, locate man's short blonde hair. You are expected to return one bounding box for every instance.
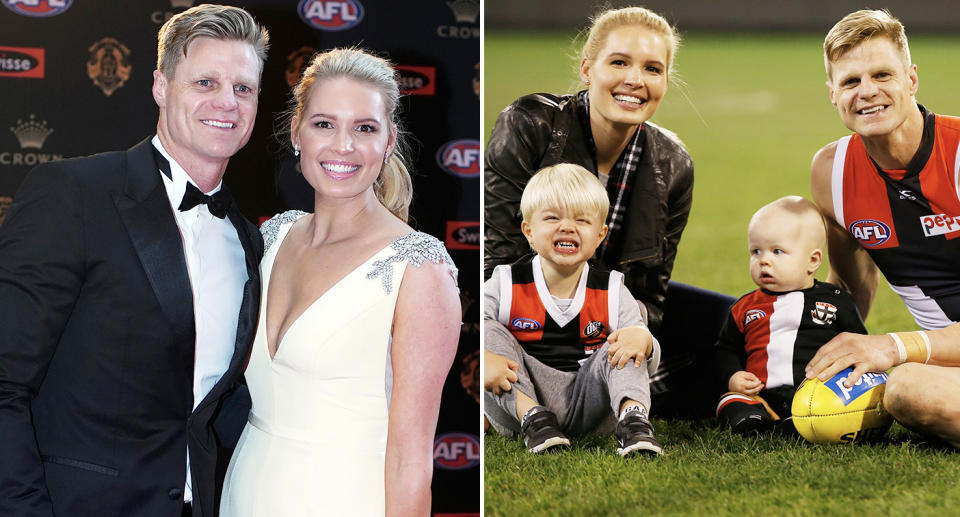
[520,164,609,223]
[823,9,910,79]
[157,4,269,79]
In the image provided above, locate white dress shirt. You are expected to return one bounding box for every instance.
[152,136,247,503]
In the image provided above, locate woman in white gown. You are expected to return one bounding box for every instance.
[220,48,461,516]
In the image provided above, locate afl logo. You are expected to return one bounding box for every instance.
[2,0,71,17]
[298,0,364,31]
[433,433,480,470]
[510,317,541,331]
[436,139,480,178]
[743,309,765,327]
[849,219,891,247]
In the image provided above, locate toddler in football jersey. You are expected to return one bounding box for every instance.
[483,163,663,456]
[714,196,867,435]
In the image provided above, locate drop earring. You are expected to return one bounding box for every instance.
[293,145,300,157]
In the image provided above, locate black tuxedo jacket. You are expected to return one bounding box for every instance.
[0,138,263,517]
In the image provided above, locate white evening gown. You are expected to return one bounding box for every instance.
[220,210,456,516]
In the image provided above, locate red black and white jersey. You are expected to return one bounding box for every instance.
[714,281,867,391]
[494,256,623,372]
[830,106,960,329]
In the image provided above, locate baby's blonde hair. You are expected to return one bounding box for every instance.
[749,195,827,250]
[520,164,609,223]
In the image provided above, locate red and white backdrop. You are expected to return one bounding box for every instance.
[0,0,479,514]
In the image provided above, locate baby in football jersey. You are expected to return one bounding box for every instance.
[483,163,664,456]
[714,196,868,435]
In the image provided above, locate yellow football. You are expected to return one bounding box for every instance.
[791,367,892,444]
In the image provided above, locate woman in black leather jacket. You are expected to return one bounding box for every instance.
[484,6,733,417]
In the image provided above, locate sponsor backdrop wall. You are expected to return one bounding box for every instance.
[0,0,480,514]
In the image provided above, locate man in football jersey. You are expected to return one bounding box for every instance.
[807,9,960,447]
[483,163,663,456]
[716,197,866,434]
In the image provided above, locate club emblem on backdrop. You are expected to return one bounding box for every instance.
[811,301,838,325]
[285,46,316,88]
[87,38,131,97]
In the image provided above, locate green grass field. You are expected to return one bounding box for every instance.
[484,32,960,516]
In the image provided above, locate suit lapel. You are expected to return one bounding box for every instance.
[114,138,195,347]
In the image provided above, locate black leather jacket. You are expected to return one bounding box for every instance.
[484,92,694,331]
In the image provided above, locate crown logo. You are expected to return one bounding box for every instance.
[169,0,195,8]
[10,114,53,150]
[446,0,479,23]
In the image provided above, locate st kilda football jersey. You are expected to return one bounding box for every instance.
[714,281,867,391]
[494,256,622,372]
[831,106,960,329]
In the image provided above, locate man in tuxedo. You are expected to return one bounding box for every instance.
[0,5,269,516]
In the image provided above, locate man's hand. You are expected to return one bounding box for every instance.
[728,371,763,395]
[607,326,653,369]
[805,332,900,388]
[484,349,518,395]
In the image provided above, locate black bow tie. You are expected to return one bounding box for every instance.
[178,182,231,219]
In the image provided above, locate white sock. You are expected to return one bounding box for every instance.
[619,404,647,420]
[521,405,546,427]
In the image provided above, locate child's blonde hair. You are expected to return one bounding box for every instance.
[520,163,609,223]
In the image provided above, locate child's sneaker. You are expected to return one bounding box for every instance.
[717,393,777,435]
[615,412,663,457]
[520,408,570,453]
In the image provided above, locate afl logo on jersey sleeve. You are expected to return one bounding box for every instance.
[848,219,891,247]
[510,317,541,331]
[743,309,766,327]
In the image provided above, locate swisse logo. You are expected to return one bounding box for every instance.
[445,221,479,250]
[2,0,71,17]
[395,65,435,96]
[436,139,480,178]
[298,0,363,31]
[743,309,765,327]
[826,368,887,406]
[433,433,479,470]
[510,317,541,331]
[920,213,960,237]
[0,46,44,78]
[848,219,891,247]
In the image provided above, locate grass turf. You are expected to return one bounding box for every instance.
[484,32,960,515]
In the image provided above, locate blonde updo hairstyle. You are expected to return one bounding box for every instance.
[289,47,413,222]
[580,6,680,81]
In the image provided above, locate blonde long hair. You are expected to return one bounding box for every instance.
[286,47,413,222]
